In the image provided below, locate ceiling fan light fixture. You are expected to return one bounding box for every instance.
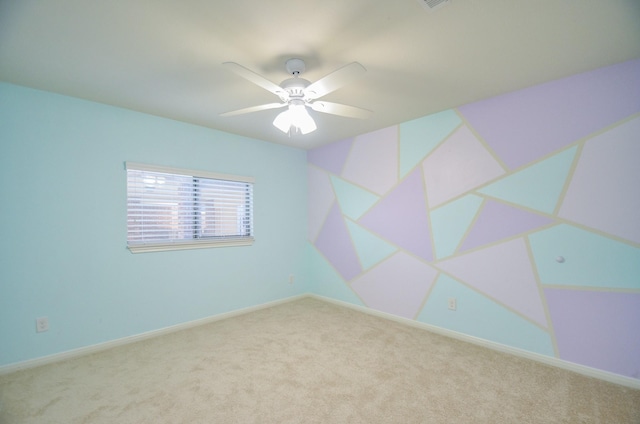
[273,109,292,133]
[290,104,317,134]
[273,103,317,135]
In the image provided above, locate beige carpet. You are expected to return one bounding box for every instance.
[1,297,639,423]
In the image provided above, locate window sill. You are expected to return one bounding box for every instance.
[127,238,254,253]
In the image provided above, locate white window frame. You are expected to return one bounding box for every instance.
[126,162,254,253]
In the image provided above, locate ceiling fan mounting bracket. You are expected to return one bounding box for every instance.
[285,58,306,76]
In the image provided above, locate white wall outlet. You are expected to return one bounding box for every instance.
[288,274,295,284]
[448,298,457,311]
[36,317,49,333]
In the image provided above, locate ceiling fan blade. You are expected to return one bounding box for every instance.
[304,62,366,100]
[220,102,286,117]
[223,62,287,98]
[310,101,372,119]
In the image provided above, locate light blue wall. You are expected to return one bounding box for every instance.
[0,83,309,366]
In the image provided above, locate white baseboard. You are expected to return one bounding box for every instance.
[0,294,307,376]
[3,293,639,390]
[308,294,640,390]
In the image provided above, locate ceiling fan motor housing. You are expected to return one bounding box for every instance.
[279,77,311,101]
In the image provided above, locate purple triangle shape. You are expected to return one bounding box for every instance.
[308,137,354,175]
[458,59,640,169]
[439,238,547,326]
[358,169,433,261]
[315,203,362,281]
[460,200,554,252]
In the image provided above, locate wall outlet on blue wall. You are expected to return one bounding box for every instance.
[36,317,49,333]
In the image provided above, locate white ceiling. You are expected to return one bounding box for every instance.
[1,0,639,149]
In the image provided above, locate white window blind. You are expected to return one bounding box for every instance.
[126,162,254,253]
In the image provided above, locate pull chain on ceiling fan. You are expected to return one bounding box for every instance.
[221,58,372,135]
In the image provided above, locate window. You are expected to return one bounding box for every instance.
[126,162,254,253]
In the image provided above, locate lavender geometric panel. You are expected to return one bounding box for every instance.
[351,252,438,319]
[558,117,640,244]
[458,59,640,169]
[422,124,505,208]
[358,168,434,261]
[315,203,362,281]
[437,238,547,327]
[307,136,354,175]
[545,289,640,379]
[307,166,335,242]
[459,200,554,252]
[341,126,398,195]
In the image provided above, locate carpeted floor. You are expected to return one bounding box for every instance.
[1,297,639,423]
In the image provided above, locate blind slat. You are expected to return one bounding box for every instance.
[127,165,253,246]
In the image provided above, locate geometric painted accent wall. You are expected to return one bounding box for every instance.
[308,58,640,380]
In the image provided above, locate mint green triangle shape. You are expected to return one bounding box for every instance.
[430,194,484,259]
[330,175,379,220]
[345,220,398,270]
[306,243,364,305]
[417,274,554,356]
[399,109,462,178]
[529,224,640,289]
[478,146,577,214]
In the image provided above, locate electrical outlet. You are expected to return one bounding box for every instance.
[288,274,295,284]
[448,298,457,311]
[36,317,49,333]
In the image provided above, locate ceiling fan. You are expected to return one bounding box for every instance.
[220,58,372,135]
